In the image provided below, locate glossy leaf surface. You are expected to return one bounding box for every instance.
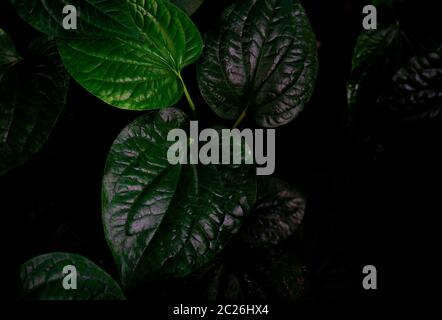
[102,108,257,287]
[57,0,203,110]
[197,0,318,127]
[17,252,125,300]
[11,0,141,39]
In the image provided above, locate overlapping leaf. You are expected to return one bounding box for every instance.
[102,108,257,288]
[57,0,202,110]
[348,25,432,110]
[12,0,203,110]
[0,31,69,175]
[237,176,306,250]
[201,244,306,300]
[17,252,125,300]
[197,0,318,127]
[378,46,442,123]
[11,0,142,39]
[171,0,204,16]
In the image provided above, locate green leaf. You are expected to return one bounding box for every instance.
[170,0,204,16]
[56,0,203,110]
[198,177,307,300]
[10,0,142,39]
[0,34,69,176]
[17,252,126,300]
[197,0,318,128]
[348,25,433,110]
[199,177,307,300]
[0,29,22,79]
[236,176,306,250]
[201,248,306,300]
[377,46,442,123]
[102,108,257,288]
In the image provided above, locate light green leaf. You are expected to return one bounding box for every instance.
[57,0,203,110]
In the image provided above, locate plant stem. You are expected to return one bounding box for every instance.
[232,109,247,129]
[177,72,196,118]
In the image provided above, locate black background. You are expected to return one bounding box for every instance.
[0,0,441,302]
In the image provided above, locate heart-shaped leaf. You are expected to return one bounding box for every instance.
[197,0,318,128]
[378,46,442,123]
[102,108,257,288]
[348,25,433,110]
[0,32,69,176]
[56,0,203,110]
[11,0,141,39]
[17,252,125,300]
[171,0,204,16]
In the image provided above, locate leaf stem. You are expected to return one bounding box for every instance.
[232,109,247,129]
[177,72,196,118]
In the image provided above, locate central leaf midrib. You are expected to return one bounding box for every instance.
[133,1,181,72]
[148,164,201,274]
[124,161,181,235]
[241,1,277,104]
[241,0,292,115]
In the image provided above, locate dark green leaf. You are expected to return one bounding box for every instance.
[378,46,442,123]
[0,29,22,78]
[253,250,306,300]
[348,25,433,110]
[200,249,306,300]
[102,108,257,288]
[17,252,125,300]
[198,177,307,300]
[0,34,69,176]
[56,0,203,110]
[197,0,318,128]
[170,0,204,16]
[10,0,141,39]
[237,176,306,250]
